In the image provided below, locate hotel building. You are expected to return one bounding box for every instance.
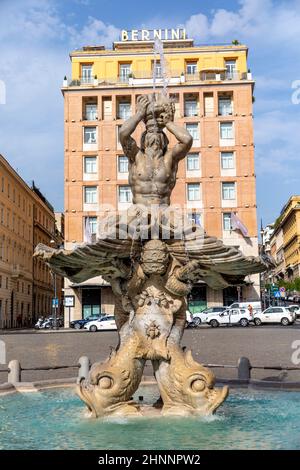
[62,31,260,322]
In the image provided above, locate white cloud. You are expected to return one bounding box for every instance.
[68,16,119,48]
[184,0,300,48]
[185,13,209,41]
[0,0,119,210]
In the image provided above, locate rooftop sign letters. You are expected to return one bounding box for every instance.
[120,28,186,42]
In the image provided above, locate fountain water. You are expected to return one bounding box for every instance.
[153,38,169,96]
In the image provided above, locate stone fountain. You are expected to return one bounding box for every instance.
[35,93,270,418]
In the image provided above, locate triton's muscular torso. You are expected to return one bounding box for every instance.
[129,149,178,205]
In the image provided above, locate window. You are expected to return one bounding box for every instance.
[264,308,272,314]
[218,97,233,116]
[223,213,232,231]
[119,63,131,82]
[186,123,199,142]
[118,102,131,120]
[187,212,202,226]
[186,62,197,75]
[118,156,129,173]
[84,127,97,144]
[220,122,234,140]
[222,183,236,200]
[85,216,98,235]
[85,103,97,120]
[84,156,97,174]
[221,152,235,169]
[118,185,132,203]
[103,97,112,120]
[153,61,162,78]
[187,183,200,201]
[204,93,214,117]
[116,125,122,147]
[184,100,198,117]
[187,154,199,171]
[81,65,93,83]
[225,60,237,78]
[84,186,97,204]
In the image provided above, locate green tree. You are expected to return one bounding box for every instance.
[293,277,300,292]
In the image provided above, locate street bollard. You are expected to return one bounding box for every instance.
[8,360,21,385]
[237,356,251,381]
[77,356,90,383]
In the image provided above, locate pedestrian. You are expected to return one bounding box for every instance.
[248,304,253,318]
[17,314,22,328]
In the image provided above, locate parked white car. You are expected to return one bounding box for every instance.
[206,308,251,328]
[192,307,227,326]
[287,305,300,319]
[84,315,117,332]
[253,307,295,326]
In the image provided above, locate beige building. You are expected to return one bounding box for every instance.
[268,196,300,284]
[0,154,62,328]
[62,32,260,322]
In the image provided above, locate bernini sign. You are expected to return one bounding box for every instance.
[121,28,186,41]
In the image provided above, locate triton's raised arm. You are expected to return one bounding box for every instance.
[119,95,149,161]
[165,122,193,162]
[160,102,193,161]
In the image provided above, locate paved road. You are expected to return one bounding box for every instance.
[1,324,300,383]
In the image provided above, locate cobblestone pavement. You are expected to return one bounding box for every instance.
[1,324,300,383]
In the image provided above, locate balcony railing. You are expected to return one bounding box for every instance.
[83,113,98,121]
[64,70,251,87]
[80,76,93,84]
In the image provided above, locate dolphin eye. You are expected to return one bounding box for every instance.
[191,379,206,392]
[98,376,113,389]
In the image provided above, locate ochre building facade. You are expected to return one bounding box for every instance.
[0,154,62,328]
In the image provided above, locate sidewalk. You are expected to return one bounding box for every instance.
[0,328,85,335]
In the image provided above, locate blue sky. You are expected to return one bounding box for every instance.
[0,0,300,228]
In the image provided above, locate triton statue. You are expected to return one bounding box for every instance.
[35,93,271,418]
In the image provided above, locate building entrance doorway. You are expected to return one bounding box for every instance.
[82,288,101,318]
[223,286,238,306]
[188,285,207,313]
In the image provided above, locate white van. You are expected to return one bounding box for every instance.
[228,301,261,314]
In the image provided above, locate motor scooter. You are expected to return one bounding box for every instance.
[34,317,45,329]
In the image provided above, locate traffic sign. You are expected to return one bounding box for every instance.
[64,295,75,308]
[274,291,281,298]
[52,298,59,308]
[279,287,286,293]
